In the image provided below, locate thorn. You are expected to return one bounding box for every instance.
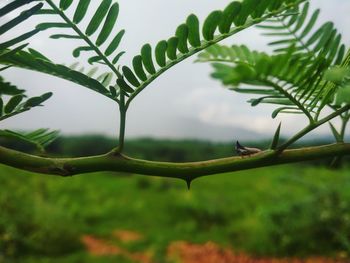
[186,179,192,190]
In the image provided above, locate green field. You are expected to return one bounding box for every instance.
[1,162,350,263]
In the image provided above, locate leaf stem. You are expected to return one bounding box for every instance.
[266,80,314,123]
[278,105,350,151]
[118,91,127,152]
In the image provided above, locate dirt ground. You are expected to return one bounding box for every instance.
[81,231,347,263]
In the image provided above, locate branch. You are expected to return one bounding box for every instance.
[1,143,350,184]
[278,104,350,150]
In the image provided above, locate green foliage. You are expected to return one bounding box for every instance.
[199,1,348,123]
[0,77,53,122]
[0,129,59,153]
[119,0,301,99]
[1,163,349,262]
[36,0,125,68]
[256,174,350,256]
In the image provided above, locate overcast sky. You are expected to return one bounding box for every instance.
[1,0,349,141]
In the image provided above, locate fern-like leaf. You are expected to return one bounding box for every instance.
[200,44,336,121]
[118,0,304,104]
[35,0,124,77]
[0,76,53,122]
[0,50,118,101]
[0,1,42,51]
[257,2,345,66]
[0,129,59,153]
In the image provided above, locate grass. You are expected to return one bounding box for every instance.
[1,163,350,262]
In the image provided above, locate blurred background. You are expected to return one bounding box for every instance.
[1,0,350,262]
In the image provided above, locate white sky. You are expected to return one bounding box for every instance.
[1,0,349,141]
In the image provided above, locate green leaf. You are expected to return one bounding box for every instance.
[59,0,74,11]
[305,22,332,47]
[252,1,270,18]
[0,76,25,95]
[122,66,140,87]
[141,44,156,74]
[167,37,178,61]
[109,85,117,98]
[117,78,134,93]
[73,46,93,58]
[36,22,70,31]
[105,30,125,56]
[219,2,241,34]
[175,24,189,53]
[314,23,334,52]
[270,122,282,149]
[0,3,43,35]
[234,0,257,26]
[28,49,50,61]
[101,73,113,87]
[202,10,222,41]
[85,0,112,36]
[335,45,345,65]
[1,51,110,98]
[132,55,147,82]
[4,95,23,114]
[112,51,125,64]
[50,34,81,40]
[35,9,57,15]
[272,107,298,118]
[0,0,36,17]
[186,14,201,47]
[0,29,39,50]
[335,85,350,105]
[73,0,91,24]
[24,92,53,108]
[0,129,59,152]
[155,40,167,67]
[299,9,320,38]
[96,2,119,46]
[88,56,102,65]
[293,1,309,33]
